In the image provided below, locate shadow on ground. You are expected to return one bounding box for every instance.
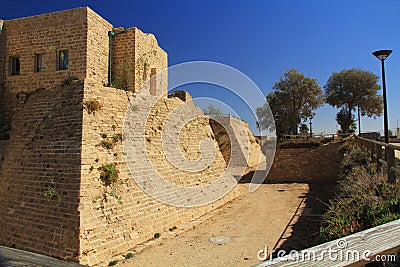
[239,171,338,254]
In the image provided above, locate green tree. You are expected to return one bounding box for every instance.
[324,69,383,134]
[203,104,223,116]
[299,123,309,134]
[257,69,324,137]
[336,108,356,134]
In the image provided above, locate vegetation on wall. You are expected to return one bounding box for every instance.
[43,179,62,201]
[84,100,102,115]
[98,163,119,186]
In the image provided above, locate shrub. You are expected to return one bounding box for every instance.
[321,155,400,241]
[99,163,119,186]
[339,147,369,179]
[338,142,353,154]
[278,139,322,149]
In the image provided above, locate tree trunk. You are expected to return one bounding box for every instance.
[347,106,352,134]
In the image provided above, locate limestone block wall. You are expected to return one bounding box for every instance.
[0,7,89,127]
[1,8,88,95]
[266,142,343,183]
[133,28,168,94]
[86,8,113,86]
[112,27,167,93]
[210,116,265,169]
[0,140,8,169]
[79,85,240,265]
[0,81,84,261]
[0,19,4,82]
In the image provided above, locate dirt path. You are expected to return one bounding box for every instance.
[119,183,309,267]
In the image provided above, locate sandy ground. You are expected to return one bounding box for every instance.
[119,183,309,267]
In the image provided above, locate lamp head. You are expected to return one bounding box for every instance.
[372,50,393,60]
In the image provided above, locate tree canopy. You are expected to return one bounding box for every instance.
[257,69,324,137]
[324,68,382,133]
[203,104,223,116]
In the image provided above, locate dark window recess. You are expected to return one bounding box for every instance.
[9,57,20,76]
[57,50,68,70]
[34,53,45,72]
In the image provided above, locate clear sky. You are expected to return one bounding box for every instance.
[2,0,399,135]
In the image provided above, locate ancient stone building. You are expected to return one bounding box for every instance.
[0,7,257,266]
[0,7,167,129]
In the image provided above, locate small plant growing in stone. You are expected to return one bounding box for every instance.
[95,158,99,163]
[154,233,160,238]
[109,187,123,204]
[89,165,94,173]
[125,252,134,259]
[108,260,118,266]
[146,138,151,143]
[43,179,62,201]
[112,133,122,143]
[101,139,114,149]
[169,226,177,232]
[84,100,102,115]
[99,163,119,186]
[101,133,107,139]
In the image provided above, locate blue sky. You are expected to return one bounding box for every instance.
[2,0,399,135]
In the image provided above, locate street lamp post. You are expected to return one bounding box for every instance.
[372,49,392,144]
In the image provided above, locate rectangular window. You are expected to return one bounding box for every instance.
[34,53,45,72]
[9,57,20,76]
[57,50,68,70]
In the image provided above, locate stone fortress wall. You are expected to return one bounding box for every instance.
[0,7,261,266]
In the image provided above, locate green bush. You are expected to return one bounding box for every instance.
[339,147,369,179]
[278,139,322,149]
[321,158,400,241]
[338,142,353,154]
[99,163,119,186]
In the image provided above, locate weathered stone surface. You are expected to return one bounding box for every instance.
[0,7,258,266]
[267,142,343,183]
